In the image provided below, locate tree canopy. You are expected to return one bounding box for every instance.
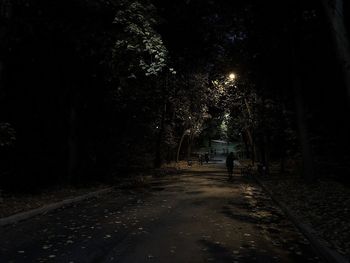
[1,0,350,192]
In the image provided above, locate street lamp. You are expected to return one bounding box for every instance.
[229,73,236,80]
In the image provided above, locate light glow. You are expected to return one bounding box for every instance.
[229,73,236,80]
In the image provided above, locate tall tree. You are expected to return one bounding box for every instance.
[322,0,350,104]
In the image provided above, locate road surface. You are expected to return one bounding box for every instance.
[0,163,322,262]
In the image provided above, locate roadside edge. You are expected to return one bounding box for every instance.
[254,177,349,263]
[0,187,114,227]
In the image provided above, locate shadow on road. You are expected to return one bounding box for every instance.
[221,207,259,224]
[199,239,276,263]
[199,239,235,262]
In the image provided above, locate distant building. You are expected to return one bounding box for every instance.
[210,140,235,155]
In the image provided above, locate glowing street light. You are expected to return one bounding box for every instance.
[229,73,236,80]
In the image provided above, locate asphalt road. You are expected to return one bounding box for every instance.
[0,163,323,262]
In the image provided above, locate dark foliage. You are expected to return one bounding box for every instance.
[1,0,350,193]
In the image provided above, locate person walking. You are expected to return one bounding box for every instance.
[204,152,209,164]
[198,154,203,165]
[226,152,235,180]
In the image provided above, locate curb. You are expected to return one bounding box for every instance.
[254,177,349,263]
[0,187,114,227]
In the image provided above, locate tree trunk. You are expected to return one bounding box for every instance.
[241,98,256,164]
[154,75,168,168]
[259,134,269,169]
[322,0,350,104]
[246,128,256,165]
[0,0,11,95]
[176,129,188,162]
[289,10,315,182]
[187,132,194,161]
[242,132,250,158]
[293,75,315,182]
[0,61,3,93]
[154,102,166,168]
[68,105,78,183]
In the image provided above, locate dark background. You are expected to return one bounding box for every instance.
[1,0,349,192]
